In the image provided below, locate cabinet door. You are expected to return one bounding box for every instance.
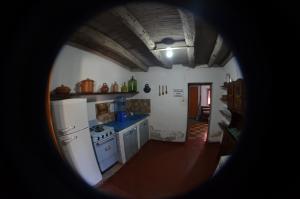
[139,122,145,147]
[123,130,133,161]
[131,128,138,155]
[139,120,149,147]
[123,128,138,162]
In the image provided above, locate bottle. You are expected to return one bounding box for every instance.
[121,82,128,92]
[121,83,125,92]
[124,82,128,92]
[132,76,137,92]
[110,83,114,92]
[128,76,133,92]
[101,83,109,93]
[114,81,119,92]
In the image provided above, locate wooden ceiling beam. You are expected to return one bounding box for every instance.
[178,8,195,67]
[112,7,171,68]
[208,35,223,67]
[67,41,133,71]
[76,26,148,72]
[153,46,193,51]
[220,52,234,66]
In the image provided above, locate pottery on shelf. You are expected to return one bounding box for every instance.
[100,83,109,93]
[143,83,151,93]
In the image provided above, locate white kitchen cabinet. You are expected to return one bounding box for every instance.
[139,119,149,148]
[123,127,138,161]
[116,117,149,164]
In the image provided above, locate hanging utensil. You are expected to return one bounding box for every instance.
[162,85,164,95]
[166,85,168,94]
[159,85,161,96]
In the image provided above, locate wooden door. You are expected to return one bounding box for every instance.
[227,82,234,111]
[188,86,199,118]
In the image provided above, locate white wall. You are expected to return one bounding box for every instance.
[133,65,226,142]
[223,57,243,81]
[50,46,242,142]
[50,45,132,121]
[50,45,132,92]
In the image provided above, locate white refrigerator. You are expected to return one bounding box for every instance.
[51,98,102,186]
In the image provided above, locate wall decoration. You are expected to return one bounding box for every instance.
[126,99,150,114]
[226,73,232,83]
[173,89,184,97]
[96,102,115,123]
[143,83,151,93]
[159,85,161,96]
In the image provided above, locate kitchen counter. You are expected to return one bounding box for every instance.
[105,114,149,132]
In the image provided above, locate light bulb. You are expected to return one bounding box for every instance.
[166,47,173,58]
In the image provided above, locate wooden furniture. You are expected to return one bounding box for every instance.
[219,79,245,155]
[227,79,245,114]
[200,106,211,121]
[219,123,236,155]
[50,91,139,100]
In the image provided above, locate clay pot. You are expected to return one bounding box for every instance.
[113,81,119,92]
[53,84,71,95]
[79,79,94,93]
[100,83,109,93]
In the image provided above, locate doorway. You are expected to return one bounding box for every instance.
[187,83,212,142]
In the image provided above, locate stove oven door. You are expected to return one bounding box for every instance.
[95,137,118,172]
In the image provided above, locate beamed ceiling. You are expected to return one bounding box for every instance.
[68,2,233,72]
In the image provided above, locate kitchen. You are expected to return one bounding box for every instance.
[48,2,243,198]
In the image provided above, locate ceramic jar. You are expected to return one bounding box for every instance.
[79,79,94,93]
[100,83,109,93]
[53,84,71,95]
[112,81,119,92]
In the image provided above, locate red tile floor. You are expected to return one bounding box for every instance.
[98,121,220,199]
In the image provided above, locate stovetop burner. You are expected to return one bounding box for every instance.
[89,119,115,139]
[93,125,104,132]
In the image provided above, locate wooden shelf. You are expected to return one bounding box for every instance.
[51,91,139,100]
[227,128,240,141]
[220,110,231,121]
[219,79,245,155]
[219,127,236,155]
[220,95,227,103]
[220,82,228,89]
[218,121,228,131]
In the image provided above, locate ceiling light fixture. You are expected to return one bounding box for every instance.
[166,47,173,58]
